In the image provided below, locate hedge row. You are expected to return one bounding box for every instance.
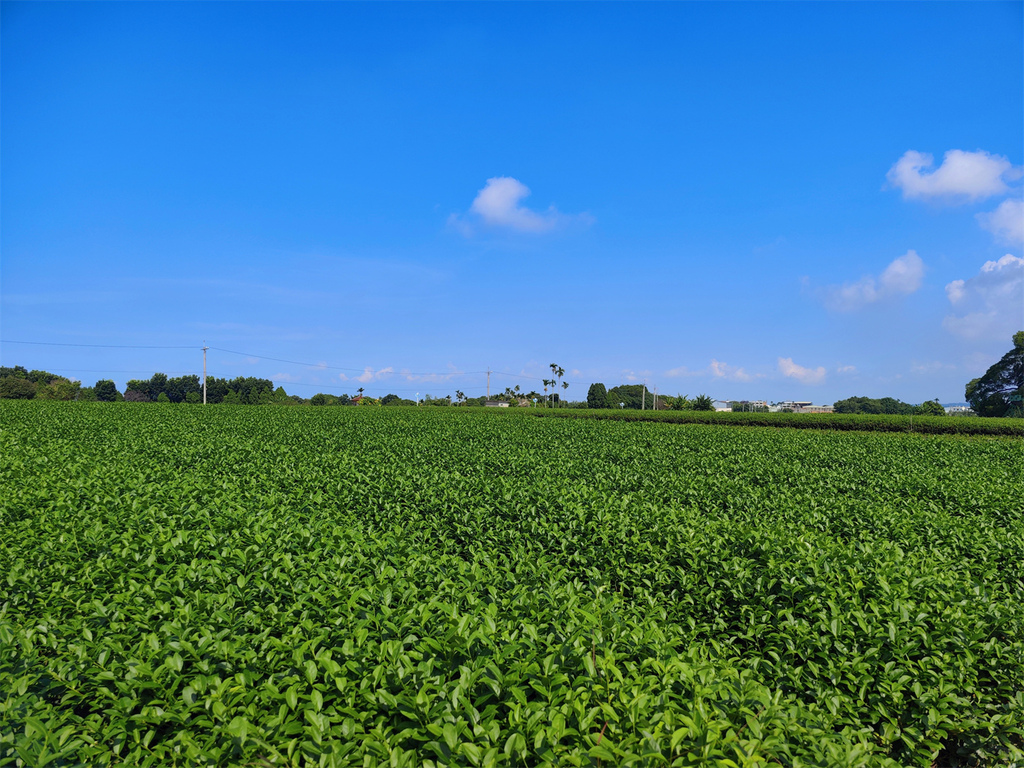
[527,408,1024,436]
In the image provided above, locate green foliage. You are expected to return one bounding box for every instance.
[93,380,119,402]
[586,383,609,409]
[913,399,945,417]
[669,393,692,410]
[606,384,655,410]
[34,378,81,401]
[1,403,1022,767]
[834,396,915,415]
[530,407,1024,435]
[0,367,81,400]
[729,401,768,413]
[966,331,1024,417]
[691,393,715,411]
[0,376,37,399]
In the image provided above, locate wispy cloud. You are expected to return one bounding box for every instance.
[822,250,924,311]
[778,357,826,385]
[836,365,856,374]
[664,366,697,378]
[339,366,395,383]
[665,361,760,381]
[886,149,1019,202]
[943,254,1024,340]
[399,364,464,383]
[709,359,755,382]
[977,198,1024,245]
[449,177,592,236]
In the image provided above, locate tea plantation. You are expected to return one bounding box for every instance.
[1,402,1022,767]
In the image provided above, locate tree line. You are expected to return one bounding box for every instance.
[2,333,1020,415]
[586,383,716,411]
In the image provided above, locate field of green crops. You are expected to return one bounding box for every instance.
[2,402,1022,767]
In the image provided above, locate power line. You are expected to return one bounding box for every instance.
[210,346,546,381]
[2,339,551,385]
[25,368,199,375]
[1,339,198,349]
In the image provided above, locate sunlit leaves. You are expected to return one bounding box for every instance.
[1,402,1022,766]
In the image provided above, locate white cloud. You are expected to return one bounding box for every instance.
[887,149,1018,202]
[339,366,394,383]
[836,365,856,374]
[824,250,925,311]
[945,279,966,304]
[910,360,955,375]
[977,198,1024,245]
[399,365,462,383]
[709,359,754,382]
[664,366,697,378]
[450,177,592,235]
[665,361,759,381]
[943,254,1024,340]
[778,357,826,385]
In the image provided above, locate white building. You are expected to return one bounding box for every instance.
[945,405,975,416]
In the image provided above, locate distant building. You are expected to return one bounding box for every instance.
[945,405,976,416]
[484,400,509,408]
[795,404,834,414]
[769,401,812,412]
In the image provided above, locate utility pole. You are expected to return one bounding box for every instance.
[487,369,491,399]
[202,343,208,405]
[642,381,646,411]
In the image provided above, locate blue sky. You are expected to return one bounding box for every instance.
[2,1,1022,403]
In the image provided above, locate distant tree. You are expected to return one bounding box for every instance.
[204,377,229,404]
[0,376,37,399]
[670,394,692,411]
[834,395,912,415]
[966,331,1024,417]
[606,384,653,410]
[913,399,946,416]
[26,369,65,385]
[157,392,171,403]
[148,373,169,402]
[310,393,330,406]
[223,389,241,404]
[549,364,567,407]
[692,394,715,411]
[36,378,81,401]
[730,401,768,413]
[94,380,119,402]
[186,392,201,404]
[586,383,609,409]
[123,390,149,402]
